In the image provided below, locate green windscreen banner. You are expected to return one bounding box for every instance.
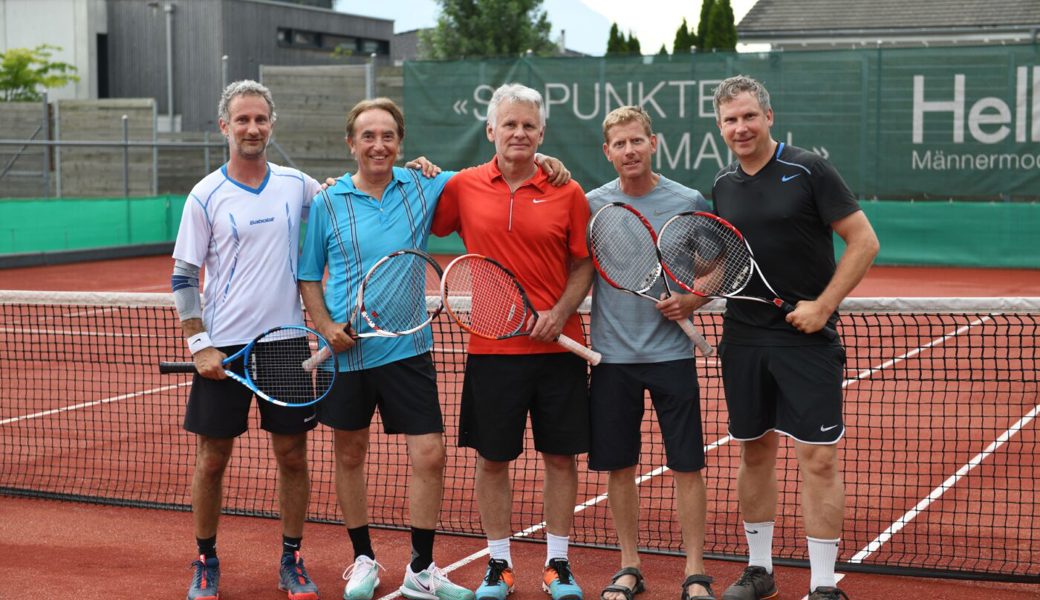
[405,45,1040,202]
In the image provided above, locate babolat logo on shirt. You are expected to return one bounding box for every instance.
[249,217,276,225]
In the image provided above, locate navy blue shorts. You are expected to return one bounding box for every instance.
[589,359,705,472]
[720,343,846,444]
[459,353,589,461]
[183,344,319,437]
[318,352,443,435]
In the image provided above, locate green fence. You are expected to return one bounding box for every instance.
[404,45,1040,202]
[1,196,1037,269]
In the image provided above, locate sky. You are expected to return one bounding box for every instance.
[332,0,759,56]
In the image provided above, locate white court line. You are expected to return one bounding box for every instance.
[0,382,190,426]
[372,314,999,599]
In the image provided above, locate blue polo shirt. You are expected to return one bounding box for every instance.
[299,167,453,371]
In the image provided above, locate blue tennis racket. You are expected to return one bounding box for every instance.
[159,325,337,407]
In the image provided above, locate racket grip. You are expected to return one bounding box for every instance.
[677,318,715,357]
[158,361,196,374]
[302,346,333,372]
[555,334,602,365]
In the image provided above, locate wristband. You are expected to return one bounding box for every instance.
[187,331,214,354]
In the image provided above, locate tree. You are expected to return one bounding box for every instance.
[658,44,669,57]
[606,22,626,55]
[626,31,641,55]
[421,0,556,60]
[702,0,737,51]
[695,0,715,49]
[0,44,78,102]
[672,17,693,55]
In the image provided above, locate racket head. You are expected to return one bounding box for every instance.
[440,254,533,340]
[357,249,444,336]
[587,202,664,295]
[242,325,336,407]
[657,211,753,297]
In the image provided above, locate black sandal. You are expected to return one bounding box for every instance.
[600,566,646,600]
[680,574,715,600]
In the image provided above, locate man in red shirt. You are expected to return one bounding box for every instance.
[432,83,593,600]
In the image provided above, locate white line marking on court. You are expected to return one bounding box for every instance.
[851,402,1040,564]
[0,382,190,425]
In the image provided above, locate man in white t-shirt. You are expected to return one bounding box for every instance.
[171,80,321,600]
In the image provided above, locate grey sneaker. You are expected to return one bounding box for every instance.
[808,587,850,600]
[721,566,778,600]
[400,562,476,600]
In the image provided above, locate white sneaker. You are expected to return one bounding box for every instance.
[400,563,476,600]
[343,555,383,600]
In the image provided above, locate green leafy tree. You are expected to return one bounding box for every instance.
[421,0,556,59]
[672,17,693,54]
[658,43,669,56]
[695,0,715,49]
[702,0,737,50]
[0,44,78,102]
[626,31,641,55]
[606,22,625,55]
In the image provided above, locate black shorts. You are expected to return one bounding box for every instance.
[317,352,443,435]
[183,344,319,437]
[459,353,589,461]
[720,343,846,444]
[589,359,705,473]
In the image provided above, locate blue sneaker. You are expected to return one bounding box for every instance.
[542,558,582,600]
[187,555,220,600]
[279,551,320,600]
[475,559,515,600]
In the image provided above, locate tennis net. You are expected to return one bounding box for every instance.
[0,291,1037,582]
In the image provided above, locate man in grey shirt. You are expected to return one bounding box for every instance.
[586,106,715,600]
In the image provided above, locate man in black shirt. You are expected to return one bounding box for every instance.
[710,75,879,600]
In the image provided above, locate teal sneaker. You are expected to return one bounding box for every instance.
[542,558,582,600]
[187,555,220,600]
[400,562,475,600]
[343,555,383,600]
[476,559,514,600]
[279,551,320,600]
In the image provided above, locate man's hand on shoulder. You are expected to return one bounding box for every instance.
[535,153,571,187]
[405,156,443,178]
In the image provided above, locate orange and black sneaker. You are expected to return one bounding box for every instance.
[542,558,582,600]
[476,559,515,600]
[187,554,221,600]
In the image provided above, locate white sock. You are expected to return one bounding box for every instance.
[744,521,775,573]
[546,533,569,565]
[807,536,840,590]
[487,537,512,567]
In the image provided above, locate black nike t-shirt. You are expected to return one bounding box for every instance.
[712,142,860,346]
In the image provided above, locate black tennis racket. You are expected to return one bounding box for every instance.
[587,202,715,356]
[657,211,839,342]
[440,253,602,365]
[159,325,337,407]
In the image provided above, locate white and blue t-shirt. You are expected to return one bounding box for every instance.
[173,162,320,346]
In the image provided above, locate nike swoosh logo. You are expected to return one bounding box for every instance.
[532,198,550,204]
[745,529,759,535]
[820,424,839,432]
[653,209,671,216]
[781,174,801,182]
[304,414,318,423]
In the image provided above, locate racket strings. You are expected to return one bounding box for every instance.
[444,257,528,337]
[249,331,335,405]
[589,207,661,293]
[659,215,752,296]
[360,252,438,333]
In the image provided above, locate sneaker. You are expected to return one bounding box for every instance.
[721,566,778,600]
[475,559,515,600]
[808,587,850,600]
[187,555,221,600]
[542,558,582,600]
[279,551,320,600]
[400,562,476,600]
[343,555,383,600]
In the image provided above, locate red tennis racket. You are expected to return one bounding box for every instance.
[657,211,839,342]
[440,253,601,365]
[587,202,715,356]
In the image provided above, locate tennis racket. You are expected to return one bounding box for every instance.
[587,202,715,356]
[657,211,839,342]
[302,248,444,369]
[440,253,602,365]
[159,325,337,407]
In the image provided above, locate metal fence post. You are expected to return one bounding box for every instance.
[122,114,130,198]
[42,93,50,198]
